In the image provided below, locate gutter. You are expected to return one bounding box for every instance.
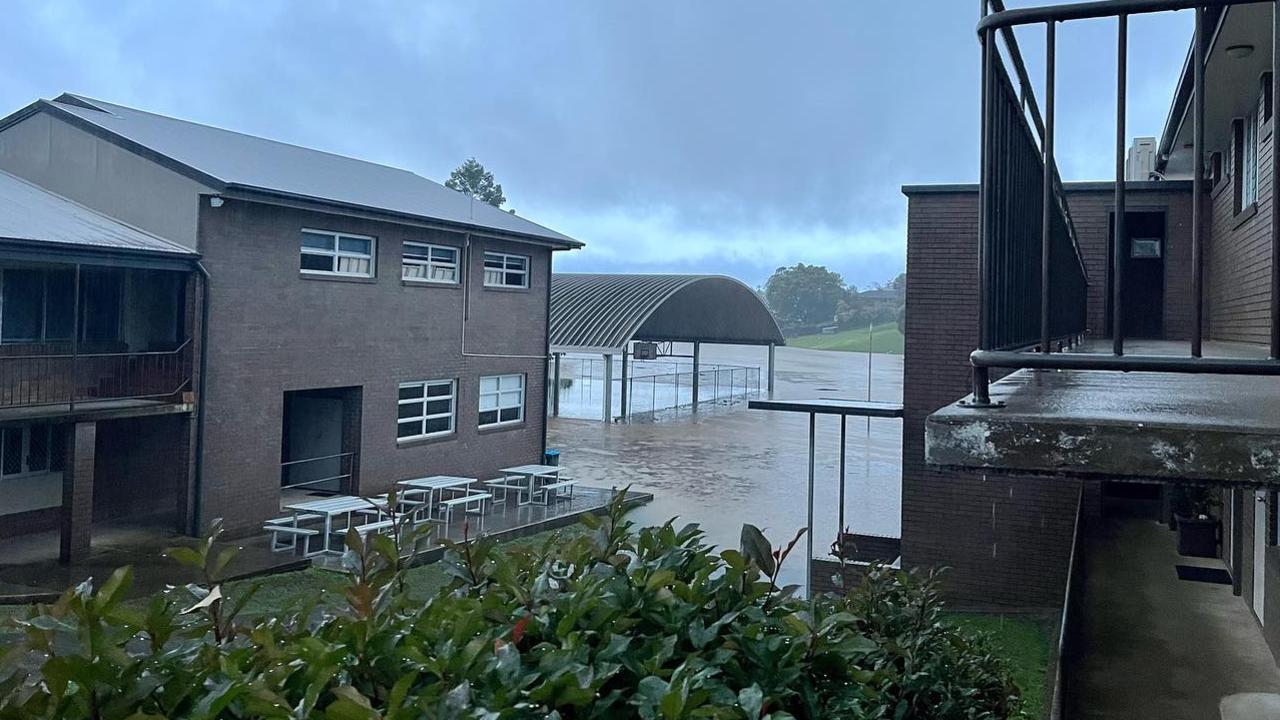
[191,260,212,535]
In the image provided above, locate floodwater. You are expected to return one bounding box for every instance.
[547,343,903,590]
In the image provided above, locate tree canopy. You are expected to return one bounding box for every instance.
[445,158,507,208]
[763,264,848,328]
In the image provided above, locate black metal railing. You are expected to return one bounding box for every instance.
[971,0,1280,406]
[280,451,357,493]
[0,339,193,410]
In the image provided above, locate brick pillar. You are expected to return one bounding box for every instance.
[60,421,96,563]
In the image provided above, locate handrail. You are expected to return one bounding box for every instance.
[980,0,1265,33]
[0,338,193,362]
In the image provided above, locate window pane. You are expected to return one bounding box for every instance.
[27,426,48,473]
[81,270,121,342]
[425,417,452,434]
[337,257,371,275]
[338,237,371,254]
[505,272,525,286]
[425,398,452,415]
[2,270,43,341]
[45,271,74,340]
[479,394,499,411]
[48,425,65,472]
[399,384,424,400]
[499,407,521,422]
[479,410,499,426]
[301,253,333,272]
[480,377,499,393]
[398,420,423,439]
[507,256,527,271]
[500,390,522,408]
[431,266,457,282]
[403,243,430,261]
[426,382,453,397]
[301,232,334,250]
[1,428,22,475]
[402,263,426,279]
[484,269,505,285]
[431,248,457,262]
[499,375,522,390]
[484,253,503,269]
[398,402,424,420]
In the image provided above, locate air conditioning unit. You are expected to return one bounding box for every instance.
[632,342,659,360]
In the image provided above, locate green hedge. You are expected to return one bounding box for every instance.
[0,494,1019,719]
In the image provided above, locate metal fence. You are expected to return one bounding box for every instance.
[0,339,193,410]
[549,355,762,421]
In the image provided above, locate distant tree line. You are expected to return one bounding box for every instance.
[761,263,905,336]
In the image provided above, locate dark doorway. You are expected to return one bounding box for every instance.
[1106,210,1166,339]
[280,386,361,495]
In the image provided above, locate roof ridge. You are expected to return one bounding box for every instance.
[0,167,196,255]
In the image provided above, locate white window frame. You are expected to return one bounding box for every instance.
[483,252,530,288]
[1243,109,1260,208]
[300,229,376,278]
[478,374,525,427]
[397,379,456,441]
[401,242,460,284]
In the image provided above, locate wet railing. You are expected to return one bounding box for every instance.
[971,0,1280,406]
[0,339,193,410]
[280,451,357,493]
[548,356,763,421]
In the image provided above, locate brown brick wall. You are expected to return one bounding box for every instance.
[902,190,1082,608]
[195,199,551,534]
[1206,103,1274,344]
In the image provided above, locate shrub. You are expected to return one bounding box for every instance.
[0,494,1019,719]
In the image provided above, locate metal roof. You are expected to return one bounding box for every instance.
[20,94,580,249]
[549,273,785,352]
[0,168,196,259]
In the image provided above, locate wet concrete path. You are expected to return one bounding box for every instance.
[548,343,903,589]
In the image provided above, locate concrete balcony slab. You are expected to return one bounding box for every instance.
[926,340,1280,486]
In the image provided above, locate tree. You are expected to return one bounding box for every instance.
[445,158,506,208]
[763,264,847,328]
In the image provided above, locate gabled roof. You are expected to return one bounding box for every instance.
[5,93,580,249]
[549,273,785,353]
[0,168,196,260]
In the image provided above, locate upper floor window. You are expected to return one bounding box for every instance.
[301,229,375,278]
[398,379,456,441]
[402,243,459,283]
[479,374,524,427]
[0,267,120,344]
[1233,112,1260,214]
[483,252,529,288]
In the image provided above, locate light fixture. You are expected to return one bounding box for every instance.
[1226,44,1255,59]
[208,196,224,208]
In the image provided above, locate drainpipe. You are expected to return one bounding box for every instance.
[191,261,211,536]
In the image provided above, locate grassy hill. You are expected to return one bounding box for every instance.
[788,322,904,354]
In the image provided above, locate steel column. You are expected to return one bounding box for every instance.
[602,353,614,423]
[552,352,562,417]
[692,341,701,411]
[975,26,994,405]
[766,342,776,396]
[838,415,847,538]
[1272,1,1280,358]
[1041,21,1056,353]
[1112,14,1128,356]
[1193,5,1206,357]
[620,345,630,422]
[805,412,815,599]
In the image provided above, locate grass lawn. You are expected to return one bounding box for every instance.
[788,323,904,354]
[945,612,1054,719]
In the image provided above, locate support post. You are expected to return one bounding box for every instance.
[974,26,994,406]
[805,412,816,599]
[838,415,847,538]
[1112,13,1128,356]
[70,263,81,412]
[60,421,96,563]
[620,345,630,422]
[691,341,701,412]
[552,352,562,417]
[602,353,614,423]
[1041,20,1056,354]
[1272,1,1280,358]
[1193,6,1206,358]
[766,343,776,396]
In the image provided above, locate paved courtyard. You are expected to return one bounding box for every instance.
[549,343,903,589]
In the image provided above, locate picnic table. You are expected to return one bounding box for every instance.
[496,464,562,506]
[282,495,383,555]
[397,476,477,520]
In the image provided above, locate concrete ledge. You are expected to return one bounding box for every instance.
[926,367,1280,486]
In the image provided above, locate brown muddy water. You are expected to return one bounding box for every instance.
[547,343,902,590]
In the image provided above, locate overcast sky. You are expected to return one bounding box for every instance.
[0,2,1194,289]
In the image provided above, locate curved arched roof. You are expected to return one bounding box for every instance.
[549,273,785,352]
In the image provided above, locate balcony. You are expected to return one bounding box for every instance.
[927,0,1280,488]
[0,264,194,420]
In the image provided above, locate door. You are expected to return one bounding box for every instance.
[1255,491,1268,623]
[1106,210,1166,339]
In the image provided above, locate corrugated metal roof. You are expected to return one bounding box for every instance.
[550,273,784,352]
[39,94,580,248]
[0,169,196,258]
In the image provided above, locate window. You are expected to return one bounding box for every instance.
[398,380,456,440]
[402,243,459,283]
[479,374,524,427]
[0,424,61,478]
[1,268,75,343]
[483,252,529,288]
[300,229,375,277]
[1234,113,1260,214]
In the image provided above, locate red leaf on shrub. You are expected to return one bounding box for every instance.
[512,614,530,644]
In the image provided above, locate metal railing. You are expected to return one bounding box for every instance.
[0,339,193,410]
[621,366,762,420]
[971,0,1280,406]
[280,451,357,493]
[548,355,763,420]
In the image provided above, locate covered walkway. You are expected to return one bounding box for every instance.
[548,274,785,422]
[1067,517,1280,719]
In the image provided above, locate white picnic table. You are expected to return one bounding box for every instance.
[497,464,562,506]
[397,476,477,520]
[283,495,382,555]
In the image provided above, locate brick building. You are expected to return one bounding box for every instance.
[0,94,580,560]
